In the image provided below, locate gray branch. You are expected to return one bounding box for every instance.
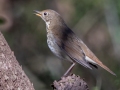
[52,74,89,90]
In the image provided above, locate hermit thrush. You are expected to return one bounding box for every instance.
[34,9,116,76]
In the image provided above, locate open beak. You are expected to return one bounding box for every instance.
[34,10,41,17]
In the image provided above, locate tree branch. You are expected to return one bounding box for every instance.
[52,74,89,90]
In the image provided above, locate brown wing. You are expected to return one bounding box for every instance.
[61,38,92,69]
[53,26,92,69]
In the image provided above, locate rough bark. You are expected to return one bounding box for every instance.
[52,74,89,90]
[0,32,35,90]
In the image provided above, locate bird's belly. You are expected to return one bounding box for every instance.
[47,34,62,58]
[47,33,73,62]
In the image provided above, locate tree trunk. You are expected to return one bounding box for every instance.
[0,32,35,90]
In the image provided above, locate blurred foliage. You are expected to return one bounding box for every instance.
[0,18,5,24]
[0,0,120,90]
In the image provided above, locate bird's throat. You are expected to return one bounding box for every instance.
[46,21,51,29]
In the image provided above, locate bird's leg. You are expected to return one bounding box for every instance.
[63,62,75,77]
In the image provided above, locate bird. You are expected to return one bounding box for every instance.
[34,9,116,76]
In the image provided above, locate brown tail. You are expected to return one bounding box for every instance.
[99,63,116,76]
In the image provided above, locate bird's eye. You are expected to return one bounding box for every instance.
[44,12,47,15]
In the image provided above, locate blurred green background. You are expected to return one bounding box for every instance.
[0,0,120,90]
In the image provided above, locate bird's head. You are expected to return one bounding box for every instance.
[34,9,66,28]
[34,9,61,22]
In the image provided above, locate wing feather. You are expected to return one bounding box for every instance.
[53,27,92,69]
